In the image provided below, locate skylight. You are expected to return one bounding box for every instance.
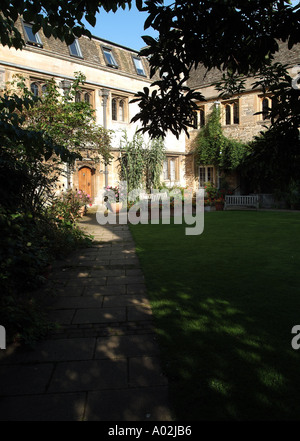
[23,24,42,47]
[133,56,146,76]
[68,39,83,58]
[103,47,118,68]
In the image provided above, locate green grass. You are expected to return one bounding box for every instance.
[129,211,300,421]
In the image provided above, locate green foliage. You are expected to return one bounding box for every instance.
[119,131,166,192]
[196,106,249,171]
[0,73,99,346]
[48,189,92,223]
[1,1,299,138]
[0,207,93,345]
[0,1,133,49]
[144,137,166,191]
[10,73,113,164]
[119,131,145,193]
[196,106,225,166]
[137,1,300,138]
[241,125,300,195]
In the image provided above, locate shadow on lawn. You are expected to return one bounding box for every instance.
[149,286,299,421]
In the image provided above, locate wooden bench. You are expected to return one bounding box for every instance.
[139,192,169,202]
[224,195,259,210]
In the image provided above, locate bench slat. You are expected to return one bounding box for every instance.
[225,195,259,210]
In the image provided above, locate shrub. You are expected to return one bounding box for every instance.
[0,206,93,345]
[49,189,92,222]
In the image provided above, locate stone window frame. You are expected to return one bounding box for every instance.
[163,156,180,182]
[29,79,48,97]
[222,99,240,126]
[111,95,128,123]
[258,94,273,121]
[191,105,206,130]
[74,89,94,107]
[102,46,119,69]
[199,165,216,188]
[22,22,43,48]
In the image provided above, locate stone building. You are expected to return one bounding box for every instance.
[185,42,300,194]
[0,18,299,199]
[0,18,186,204]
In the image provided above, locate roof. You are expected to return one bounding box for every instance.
[187,41,300,90]
[14,18,150,80]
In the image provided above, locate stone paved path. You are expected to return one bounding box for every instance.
[0,211,172,421]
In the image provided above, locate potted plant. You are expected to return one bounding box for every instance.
[104,185,125,213]
[214,197,225,211]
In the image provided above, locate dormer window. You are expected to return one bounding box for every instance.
[102,47,118,68]
[23,23,43,48]
[68,39,82,58]
[133,56,146,76]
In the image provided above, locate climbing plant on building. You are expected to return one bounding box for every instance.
[119,130,165,193]
[196,105,249,172]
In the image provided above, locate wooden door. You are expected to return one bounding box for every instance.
[78,167,93,199]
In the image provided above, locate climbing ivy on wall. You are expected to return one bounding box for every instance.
[196,105,249,171]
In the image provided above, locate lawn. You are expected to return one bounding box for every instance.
[129,211,300,421]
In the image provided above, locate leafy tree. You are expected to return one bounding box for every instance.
[0,0,133,48]
[0,81,79,214]
[1,1,299,138]
[10,73,113,164]
[241,124,300,194]
[136,0,300,138]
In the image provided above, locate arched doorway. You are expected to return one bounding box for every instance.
[78,166,94,200]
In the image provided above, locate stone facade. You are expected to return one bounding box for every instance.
[1,19,299,197]
[185,43,300,193]
[0,18,186,205]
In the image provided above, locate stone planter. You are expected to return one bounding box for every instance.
[110,202,122,213]
[204,205,211,212]
[215,202,224,211]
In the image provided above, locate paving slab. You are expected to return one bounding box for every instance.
[0,211,173,421]
[0,393,86,421]
[85,387,172,421]
[48,359,128,393]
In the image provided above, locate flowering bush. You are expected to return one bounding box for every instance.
[204,182,227,205]
[104,185,126,203]
[214,197,225,204]
[50,189,92,222]
[204,198,213,206]
[204,182,221,200]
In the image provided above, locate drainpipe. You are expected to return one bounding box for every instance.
[60,79,72,189]
[100,88,110,188]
